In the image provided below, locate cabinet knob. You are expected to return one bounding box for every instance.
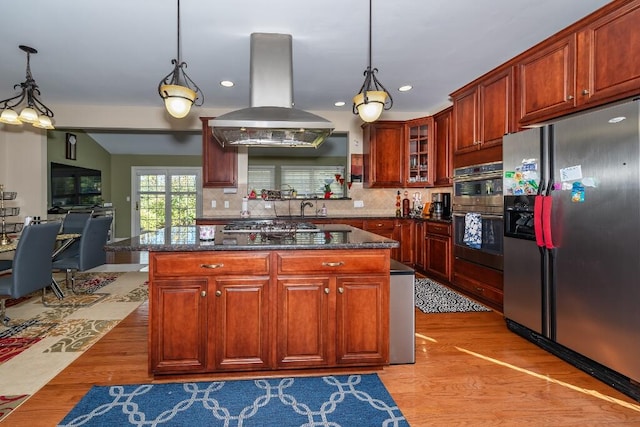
[324,288,330,294]
[566,95,574,100]
[338,287,344,294]
[475,287,484,293]
[201,263,224,269]
[321,261,344,267]
[581,89,590,95]
[201,290,207,297]
[215,290,222,297]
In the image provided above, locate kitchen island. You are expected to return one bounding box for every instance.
[106,224,398,375]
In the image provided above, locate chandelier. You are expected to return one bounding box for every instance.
[352,0,393,123]
[158,0,204,118]
[0,45,55,130]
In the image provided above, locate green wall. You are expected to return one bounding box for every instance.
[110,154,201,237]
[48,131,201,238]
[47,130,112,206]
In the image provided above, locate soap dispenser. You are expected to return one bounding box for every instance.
[320,203,327,216]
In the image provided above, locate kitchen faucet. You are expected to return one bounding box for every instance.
[300,200,314,217]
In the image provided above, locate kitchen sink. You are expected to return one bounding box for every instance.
[222,220,320,233]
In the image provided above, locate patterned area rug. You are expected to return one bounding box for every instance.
[59,374,408,427]
[415,277,491,313]
[0,271,148,422]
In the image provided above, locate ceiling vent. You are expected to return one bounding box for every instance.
[210,33,334,148]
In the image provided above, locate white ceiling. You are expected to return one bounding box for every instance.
[0,0,611,154]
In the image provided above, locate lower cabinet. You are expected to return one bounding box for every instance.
[425,221,452,283]
[149,249,390,375]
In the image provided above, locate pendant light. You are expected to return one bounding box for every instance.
[157,0,204,118]
[0,45,55,130]
[352,0,393,123]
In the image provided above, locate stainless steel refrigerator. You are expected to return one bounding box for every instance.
[502,99,640,399]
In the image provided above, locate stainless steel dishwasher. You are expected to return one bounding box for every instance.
[390,259,415,364]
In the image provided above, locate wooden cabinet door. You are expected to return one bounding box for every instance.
[362,121,405,188]
[453,87,479,155]
[433,107,453,186]
[479,68,512,149]
[150,278,208,373]
[397,219,414,265]
[405,117,434,187]
[335,275,389,366]
[276,276,332,368]
[212,277,271,371]
[363,219,400,261]
[517,35,577,124]
[576,2,640,107]
[414,221,426,270]
[200,117,238,188]
[426,234,451,283]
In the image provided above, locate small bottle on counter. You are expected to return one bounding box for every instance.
[320,203,327,216]
[402,192,410,217]
[395,191,401,217]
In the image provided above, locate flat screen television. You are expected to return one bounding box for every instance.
[50,162,102,208]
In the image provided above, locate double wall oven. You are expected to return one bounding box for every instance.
[452,161,503,271]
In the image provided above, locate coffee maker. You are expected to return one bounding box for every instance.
[431,193,451,219]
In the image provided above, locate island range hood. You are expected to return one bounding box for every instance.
[210,33,334,148]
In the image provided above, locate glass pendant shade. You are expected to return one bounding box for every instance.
[18,107,39,123]
[161,84,196,118]
[33,115,54,129]
[0,109,22,125]
[353,91,388,123]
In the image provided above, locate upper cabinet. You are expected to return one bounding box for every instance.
[362,121,405,188]
[433,107,453,186]
[575,1,640,107]
[452,67,513,160]
[405,117,434,187]
[200,117,238,188]
[516,35,577,123]
[517,1,640,126]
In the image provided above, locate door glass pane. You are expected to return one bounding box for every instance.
[140,193,166,232]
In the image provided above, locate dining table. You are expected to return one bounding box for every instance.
[0,232,81,299]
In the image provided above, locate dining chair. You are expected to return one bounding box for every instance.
[0,221,61,326]
[52,216,113,293]
[61,211,92,234]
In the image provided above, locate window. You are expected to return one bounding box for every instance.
[248,165,345,198]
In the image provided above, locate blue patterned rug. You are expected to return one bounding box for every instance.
[58,374,408,427]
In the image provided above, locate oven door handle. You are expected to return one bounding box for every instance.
[453,212,503,220]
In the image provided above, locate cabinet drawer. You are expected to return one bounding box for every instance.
[151,252,270,276]
[276,250,388,275]
[426,222,451,236]
[363,219,396,232]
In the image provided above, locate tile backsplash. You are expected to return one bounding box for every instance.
[202,184,452,218]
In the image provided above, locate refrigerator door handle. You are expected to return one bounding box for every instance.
[542,196,555,249]
[534,195,545,247]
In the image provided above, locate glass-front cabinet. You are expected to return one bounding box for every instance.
[406,117,434,187]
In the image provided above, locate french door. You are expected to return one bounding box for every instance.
[132,167,202,236]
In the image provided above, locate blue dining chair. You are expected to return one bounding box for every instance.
[52,216,113,293]
[0,221,61,326]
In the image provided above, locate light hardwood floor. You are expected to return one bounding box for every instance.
[5,260,640,425]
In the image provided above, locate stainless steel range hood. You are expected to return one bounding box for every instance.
[210,33,334,148]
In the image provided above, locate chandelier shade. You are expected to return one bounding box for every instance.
[157,0,203,118]
[0,45,55,130]
[352,0,393,122]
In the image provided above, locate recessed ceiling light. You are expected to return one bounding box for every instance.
[398,85,412,92]
[220,80,234,88]
[334,101,346,107]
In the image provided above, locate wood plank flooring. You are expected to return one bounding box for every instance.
[5,265,640,425]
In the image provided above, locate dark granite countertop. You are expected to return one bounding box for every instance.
[106,224,399,252]
[195,215,452,224]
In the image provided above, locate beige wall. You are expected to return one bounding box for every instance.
[1,103,448,237]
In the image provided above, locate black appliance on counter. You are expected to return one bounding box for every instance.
[431,192,451,219]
